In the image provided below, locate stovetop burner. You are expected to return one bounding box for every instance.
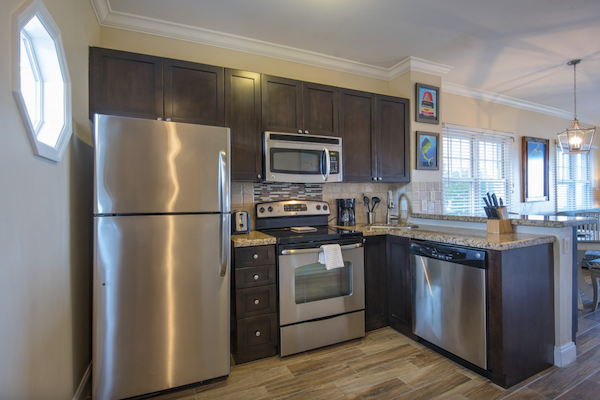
[255,200,362,244]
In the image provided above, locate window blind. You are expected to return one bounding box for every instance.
[442,124,514,216]
[555,147,595,212]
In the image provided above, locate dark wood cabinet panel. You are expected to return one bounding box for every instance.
[234,245,276,267]
[164,59,224,126]
[303,82,339,136]
[487,244,554,388]
[226,70,262,181]
[376,95,410,182]
[387,236,413,337]
[234,314,278,364]
[235,285,277,319]
[89,47,163,120]
[234,265,276,289]
[261,75,303,133]
[339,89,377,181]
[364,235,388,331]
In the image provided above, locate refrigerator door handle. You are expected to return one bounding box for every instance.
[219,150,230,213]
[220,213,230,277]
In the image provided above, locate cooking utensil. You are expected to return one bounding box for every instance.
[491,193,499,207]
[499,197,504,207]
[363,195,371,212]
[372,197,381,211]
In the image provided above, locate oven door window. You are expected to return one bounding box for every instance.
[294,261,353,304]
[270,148,323,174]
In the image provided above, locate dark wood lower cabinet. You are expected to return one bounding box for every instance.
[364,236,388,331]
[487,243,554,388]
[386,236,413,338]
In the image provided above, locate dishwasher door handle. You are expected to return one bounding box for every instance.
[280,242,363,255]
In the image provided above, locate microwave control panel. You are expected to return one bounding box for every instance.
[329,151,339,174]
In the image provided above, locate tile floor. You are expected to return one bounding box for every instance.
[107,270,600,400]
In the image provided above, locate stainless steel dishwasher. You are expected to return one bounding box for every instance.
[411,240,487,370]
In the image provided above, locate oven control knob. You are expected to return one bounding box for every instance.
[253,274,259,280]
[323,205,328,211]
[316,205,321,210]
[254,299,260,305]
[268,206,273,212]
[259,207,265,213]
[255,330,261,337]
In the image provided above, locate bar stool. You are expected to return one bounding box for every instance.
[588,259,600,311]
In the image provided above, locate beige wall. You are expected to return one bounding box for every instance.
[1,0,98,399]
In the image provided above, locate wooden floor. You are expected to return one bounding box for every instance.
[144,270,600,400]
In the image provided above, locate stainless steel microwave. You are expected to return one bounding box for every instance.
[263,132,343,183]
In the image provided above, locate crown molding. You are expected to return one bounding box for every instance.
[389,57,453,80]
[443,82,600,126]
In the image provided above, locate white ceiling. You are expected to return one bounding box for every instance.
[91,0,600,125]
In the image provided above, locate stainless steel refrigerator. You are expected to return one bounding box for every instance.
[92,114,231,400]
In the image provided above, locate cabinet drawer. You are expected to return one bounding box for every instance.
[236,314,278,351]
[236,285,277,319]
[235,265,276,289]
[234,246,276,267]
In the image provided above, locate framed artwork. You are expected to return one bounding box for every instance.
[522,136,549,202]
[416,131,439,170]
[415,83,439,124]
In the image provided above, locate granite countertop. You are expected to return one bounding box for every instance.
[411,213,594,228]
[350,224,555,251]
[231,231,276,248]
[232,223,555,251]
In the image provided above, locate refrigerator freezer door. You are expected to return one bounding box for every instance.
[93,214,231,400]
[94,114,230,214]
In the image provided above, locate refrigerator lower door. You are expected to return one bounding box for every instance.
[93,214,230,400]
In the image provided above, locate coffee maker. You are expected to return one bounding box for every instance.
[336,198,356,226]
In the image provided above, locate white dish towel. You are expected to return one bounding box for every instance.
[318,244,345,270]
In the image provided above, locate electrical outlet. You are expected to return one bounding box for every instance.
[430,191,435,202]
[421,199,427,211]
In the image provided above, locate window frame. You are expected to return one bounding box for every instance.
[12,0,72,162]
[554,145,595,212]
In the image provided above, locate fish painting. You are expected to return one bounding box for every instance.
[421,137,434,166]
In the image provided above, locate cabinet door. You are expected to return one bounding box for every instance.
[376,95,410,182]
[303,82,339,136]
[226,70,262,181]
[339,89,377,181]
[387,236,412,336]
[261,75,303,133]
[89,47,163,120]
[164,59,224,126]
[364,235,388,331]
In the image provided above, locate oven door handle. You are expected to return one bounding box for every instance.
[280,242,363,255]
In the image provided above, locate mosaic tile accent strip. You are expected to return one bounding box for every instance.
[253,183,323,202]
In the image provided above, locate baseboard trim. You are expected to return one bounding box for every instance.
[554,342,577,367]
[73,362,92,400]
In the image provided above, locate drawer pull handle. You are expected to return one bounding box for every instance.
[255,330,261,337]
[253,274,259,280]
[254,299,260,305]
[253,253,259,259]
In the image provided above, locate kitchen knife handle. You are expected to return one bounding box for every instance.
[492,193,499,207]
[483,197,491,207]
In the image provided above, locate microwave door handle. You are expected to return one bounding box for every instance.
[321,147,331,181]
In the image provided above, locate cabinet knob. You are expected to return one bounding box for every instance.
[378,177,383,181]
[257,174,262,179]
[255,330,261,337]
[253,253,259,259]
[166,118,171,122]
[157,117,162,121]
[254,299,260,305]
[305,130,309,134]
[372,177,377,181]
[298,129,303,134]
[253,274,259,280]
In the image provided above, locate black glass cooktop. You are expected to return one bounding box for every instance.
[259,226,362,245]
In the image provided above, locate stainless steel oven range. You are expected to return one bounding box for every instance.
[256,200,365,356]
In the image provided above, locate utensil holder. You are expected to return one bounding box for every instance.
[367,212,376,224]
[486,206,512,234]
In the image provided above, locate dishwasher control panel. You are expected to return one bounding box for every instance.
[410,241,486,268]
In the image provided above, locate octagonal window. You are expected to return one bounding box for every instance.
[12,0,72,162]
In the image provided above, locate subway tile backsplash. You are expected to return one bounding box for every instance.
[253,183,323,202]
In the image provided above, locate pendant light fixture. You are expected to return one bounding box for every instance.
[557,59,595,154]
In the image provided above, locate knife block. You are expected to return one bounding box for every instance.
[486,206,512,234]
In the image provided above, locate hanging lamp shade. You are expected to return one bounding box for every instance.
[557,59,595,154]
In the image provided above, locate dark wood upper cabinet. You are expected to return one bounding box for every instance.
[261,75,303,134]
[226,69,262,181]
[302,82,339,136]
[90,47,163,120]
[90,47,224,126]
[377,95,410,182]
[261,75,339,136]
[163,59,224,126]
[339,89,377,181]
